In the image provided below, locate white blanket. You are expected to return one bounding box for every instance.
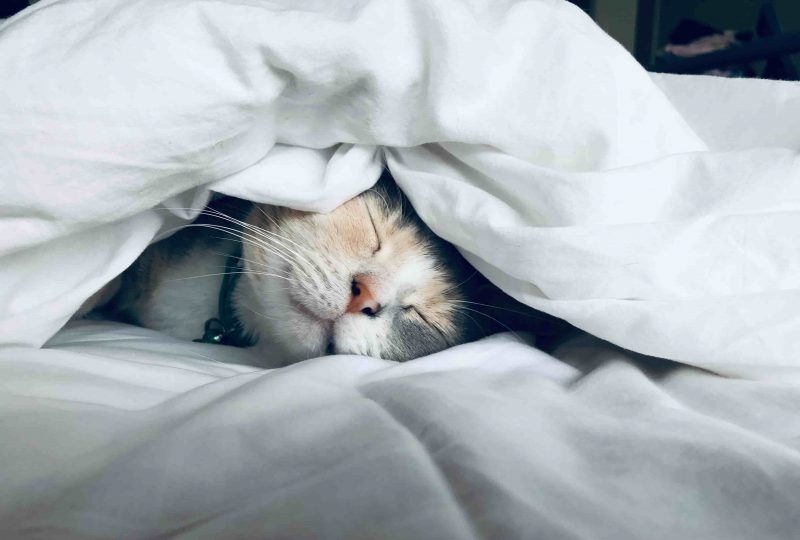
[2,0,799,377]
[2,0,800,537]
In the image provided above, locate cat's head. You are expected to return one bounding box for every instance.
[235,174,483,365]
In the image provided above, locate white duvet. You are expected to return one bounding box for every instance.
[1,0,800,538]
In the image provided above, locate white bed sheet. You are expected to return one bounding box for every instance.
[1,323,799,538]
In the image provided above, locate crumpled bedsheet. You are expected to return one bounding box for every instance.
[1,322,799,538]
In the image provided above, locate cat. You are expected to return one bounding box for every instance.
[83,172,568,367]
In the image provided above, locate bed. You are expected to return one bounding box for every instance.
[2,0,799,538]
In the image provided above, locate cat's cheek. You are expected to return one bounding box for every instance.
[252,306,330,364]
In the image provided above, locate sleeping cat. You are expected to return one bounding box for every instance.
[84,173,567,367]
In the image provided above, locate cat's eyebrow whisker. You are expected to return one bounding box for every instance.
[395,183,406,215]
[250,205,317,254]
[361,198,382,252]
[253,203,282,230]
[366,188,391,214]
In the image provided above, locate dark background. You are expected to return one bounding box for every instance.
[569,0,799,78]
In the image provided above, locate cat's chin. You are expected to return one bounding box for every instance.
[248,314,330,368]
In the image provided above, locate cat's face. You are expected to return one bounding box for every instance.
[235,181,474,365]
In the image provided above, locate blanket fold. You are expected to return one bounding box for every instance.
[1,0,799,375]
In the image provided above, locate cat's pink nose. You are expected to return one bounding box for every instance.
[347,276,381,316]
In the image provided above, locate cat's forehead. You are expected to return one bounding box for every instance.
[256,193,436,262]
[257,194,452,287]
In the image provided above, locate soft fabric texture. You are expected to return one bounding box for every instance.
[1,0,800,537]
[3,323,800,539]
[2,0,799,377]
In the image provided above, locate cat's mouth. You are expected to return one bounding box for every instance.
[287,294,371,357]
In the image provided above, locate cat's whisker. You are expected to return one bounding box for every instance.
[186,223,315,283]
[251,207,320,266]
[203,207,317,267]
[451,305,520,341]
[163,208,323,287]
[162,208,329,325]
[259,233,315,267]
[191,209,310,262]
[208,248,295,280]
[233,229,317,282]
[178,207,313,273]
[249,241,317,284]
[443,270,479,295]
[231,256,294,280]
[231,213,358,294]
[451,300,561,322]
[202,208,348,296]
[239,301,284,322]
[252,237,315,275]
[164,271,296,284]
[250,206,320,256]
[255,204,303,243]
[452,309,488,340]
[251,204,284,231]
[251,233,321,284]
